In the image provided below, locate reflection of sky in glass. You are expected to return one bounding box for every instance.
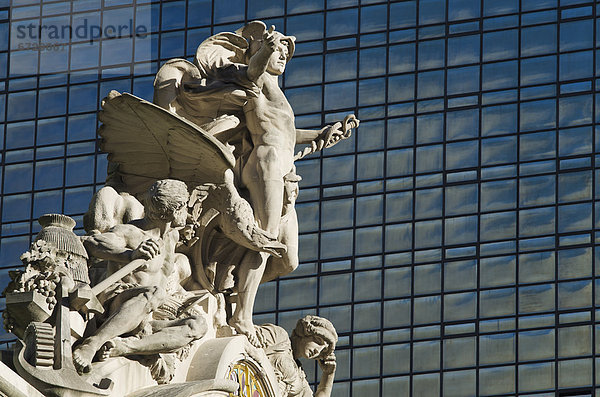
[9,1,152,78]
[0,0,599,394]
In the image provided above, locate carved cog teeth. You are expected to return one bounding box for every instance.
[23,322,55,368]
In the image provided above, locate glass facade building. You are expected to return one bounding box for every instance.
[1,0,600,395]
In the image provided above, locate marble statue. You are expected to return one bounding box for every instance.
[99,20,358,345]
[0,20,351,397]
[256,316,338,397]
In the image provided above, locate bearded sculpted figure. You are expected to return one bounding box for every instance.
[74,179,207,380]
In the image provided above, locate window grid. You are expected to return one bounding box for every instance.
[0,0,600,396]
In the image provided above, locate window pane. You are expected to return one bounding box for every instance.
[417,70,444,99]
[480,211,516,241]
[520,99,556,132]
[416,145,443,173]
[560,19,593,51]
[324,81,356,110]
[484,29,518,61]
[521,55,556,86]
[479,366,515,395]
[449,0,480,21]
[480,288,516,318]
[519,207,555,237]
[521,24,556,56]
[360,4,387,33]
[4,163,33,193]
[415,188,442,219]
[482,60,518,90]
[519,175,555,207]
[418,39,444,70]
[520,131,555,161]
[558,280,592,310]
[2,193,31,222]
[519,329,555,361]
[519,284,555,314]
[446,140,478,169]
[389,43,415,74]
[444,292,476,321]
[65,156,94,186]
[444,259,477,291]
[559,126,592,156]
[320,229,353,259]
[390,1,416,29]
[519,251,555,283]
[479,333,516,364]
[447,66,479,95]
[35,160,64,190]
[481,136,517,166]
[413,341,440,371]
[326,8,358,37]
[413,295,440,324]
[357,152,384,180]
[482,104,517,136]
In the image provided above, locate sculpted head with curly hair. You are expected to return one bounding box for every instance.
[291,315,338,367]
[143,179,189,227]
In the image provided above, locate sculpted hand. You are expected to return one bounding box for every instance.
[261,25,277,52]
[294,115,359,160]
[318,353,337,375]
[132,239,160,261]
[319,122,343,149]
[319,114,359,149]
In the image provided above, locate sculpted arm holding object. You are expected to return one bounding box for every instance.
[73,180,205,375]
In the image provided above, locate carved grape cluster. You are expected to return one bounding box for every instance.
[14,270,60,312]
[19,240,58,268]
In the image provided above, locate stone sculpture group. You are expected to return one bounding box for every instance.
[1,21,358,397]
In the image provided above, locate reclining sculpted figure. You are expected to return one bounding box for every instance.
[74,179,207,379]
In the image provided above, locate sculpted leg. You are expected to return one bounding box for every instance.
[100,316,207,359]
[242,145,286,237]
[262,208,298,283]
[72,286,165,373]
[229,250,268,346]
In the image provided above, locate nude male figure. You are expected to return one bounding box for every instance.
[73,179,206,373]
[229,26,356,342]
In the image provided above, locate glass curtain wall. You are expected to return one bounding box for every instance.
[1,0,600,396]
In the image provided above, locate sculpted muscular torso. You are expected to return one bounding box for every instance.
[73,180,206,374]
[241,29,297,237]
[228,26,356,343]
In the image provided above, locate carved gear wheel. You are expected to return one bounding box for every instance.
[23,322,55,368]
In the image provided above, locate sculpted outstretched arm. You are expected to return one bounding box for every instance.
[294,115,360,161]
[247,26,277,82]
[295,128,325,144]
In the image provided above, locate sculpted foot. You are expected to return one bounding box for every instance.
[99,338,129,361]
[73,343,97,374]
[228,317,260,347]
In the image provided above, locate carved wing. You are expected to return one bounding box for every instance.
[98,91,236,195]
